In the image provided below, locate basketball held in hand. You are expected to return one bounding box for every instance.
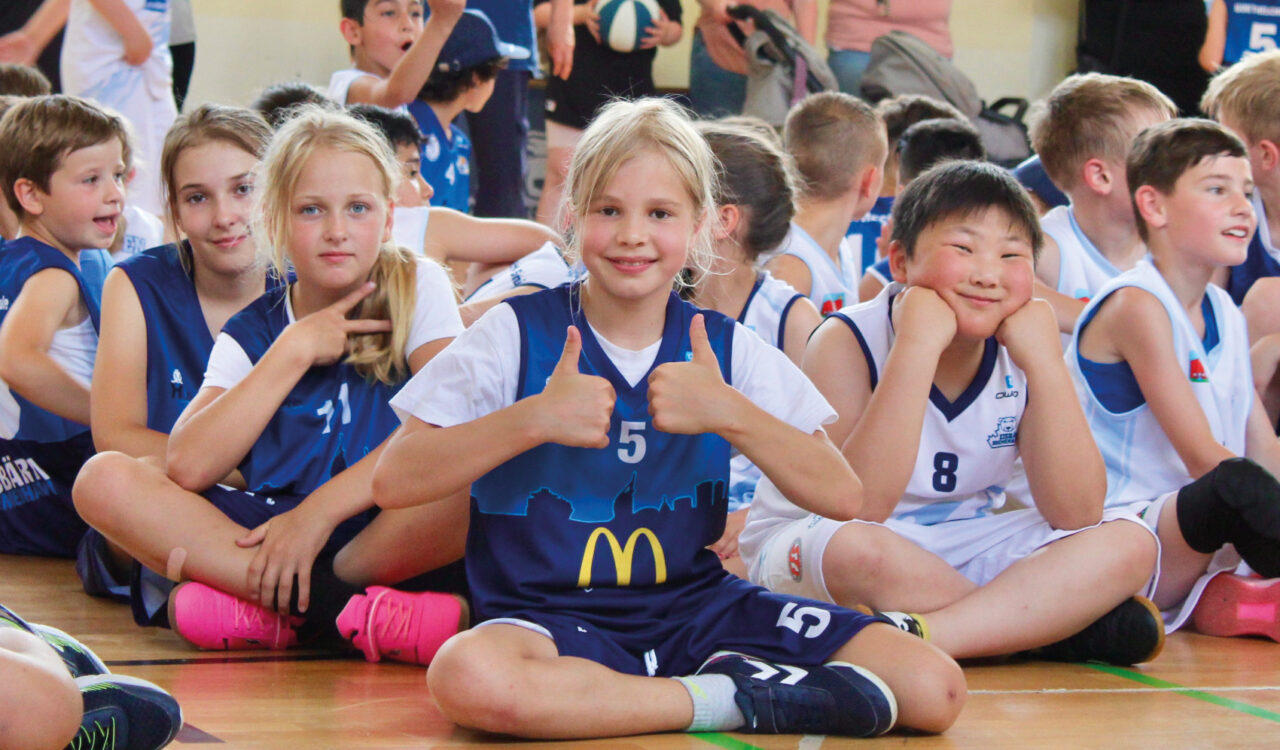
[596,0,661,53]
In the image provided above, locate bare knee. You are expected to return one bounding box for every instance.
[0,639,83,749]
[1101,520,1159,591]
[72,451,149,528]
[822,525,890,605]
[897,652,966,734]
[427,631,528,734]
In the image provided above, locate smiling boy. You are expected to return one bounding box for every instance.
[0,95,128,556]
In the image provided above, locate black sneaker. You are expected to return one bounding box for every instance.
[854,606,930,640]
[70,674,183,750]
[1028,596,1166,666]
[696,651,897,736]
[0,604,108,678]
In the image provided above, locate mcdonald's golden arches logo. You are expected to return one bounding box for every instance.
[578,527,667,587]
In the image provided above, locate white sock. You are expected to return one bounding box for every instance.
[673,674,746,732]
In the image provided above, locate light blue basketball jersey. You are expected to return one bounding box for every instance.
[1067,259,1252,508]
[776,223,857,316]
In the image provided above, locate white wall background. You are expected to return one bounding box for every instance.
[185,0,1081,111]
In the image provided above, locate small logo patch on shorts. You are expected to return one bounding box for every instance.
[788,538,803,581]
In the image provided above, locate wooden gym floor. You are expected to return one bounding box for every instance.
[4,554,1279,749]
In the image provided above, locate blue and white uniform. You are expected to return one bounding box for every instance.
[742,284,1150,602]
[1042,205,1123,304]
[463,242,572,303]
[196,257,462,547]
[1226,192,1279,304]
[62,0,176,217]
[391,283,877,677]
[727,272,806,511]
[407,101,471,213]
[0,238,112,556]
[844,195,893,274]
[1223,0,1280,65]
[111,205,165,264]
[1067,259,1251,629]
[775,223,858,316]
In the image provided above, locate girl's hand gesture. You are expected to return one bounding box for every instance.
[536,326,615,448]
[237,504,337,614]
[284,282,392,368]
[648,315,731,435]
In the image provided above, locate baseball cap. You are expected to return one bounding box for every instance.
[435,9,531,72]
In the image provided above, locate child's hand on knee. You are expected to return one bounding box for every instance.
[891,286,956,355]
[648,315,733,435]
[995,298,1059,369]
[536,326,615,448]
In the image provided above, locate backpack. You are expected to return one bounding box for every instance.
[726,7,839,127]
[860,30,1031,167]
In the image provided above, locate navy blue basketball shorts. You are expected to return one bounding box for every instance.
[482,571,878,677]
[0,434,92,557]
[201,485,374,556]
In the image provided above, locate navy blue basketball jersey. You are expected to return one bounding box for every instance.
[1227,222,1280,304]
[467,283,736,623]
[120,243,281,434]
[219,286,404,497]
[0,237,110,443]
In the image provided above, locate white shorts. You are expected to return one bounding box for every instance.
[1123,492,1243,633]
[749,506,1155,605]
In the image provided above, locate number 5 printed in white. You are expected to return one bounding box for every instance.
[617,420,646,464]
[777,601,831,639]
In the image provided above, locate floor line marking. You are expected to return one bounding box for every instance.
[972,685,1280,695]
[1084,663,1280,724]
[694,732,766,750]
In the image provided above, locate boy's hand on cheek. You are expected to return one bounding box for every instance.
[996,298,1059,368]
[891,286,957,355]
[538,326,615,448]
[649,315,733,435]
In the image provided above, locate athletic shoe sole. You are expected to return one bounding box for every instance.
[1192,573,1280,642]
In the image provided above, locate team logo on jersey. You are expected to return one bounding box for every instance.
[788,538,803,581]
[986,416,1018,448]
[0,296,9,312]
[457,156,470,176]
[1189,357,1209,383]
[170,369,184,398]
[820,293,845,317]
[995,375,1020,400]
[578,527,666,587]
[424,134,441,162]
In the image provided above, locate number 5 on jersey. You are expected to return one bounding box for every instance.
[618,421,646,464]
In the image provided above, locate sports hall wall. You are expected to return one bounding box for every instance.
[187,0,1079,108]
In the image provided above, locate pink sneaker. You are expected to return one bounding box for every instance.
[169,582,302,650]
[335,586,465,665]
[1192,573,1280,642]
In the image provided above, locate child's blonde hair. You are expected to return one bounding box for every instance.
[1201,49,1280,147]
[256,106,418,385]
[784,91,886,202]
[161,103,273,268]
[559,97,718,289]
[1028,73,1176,192]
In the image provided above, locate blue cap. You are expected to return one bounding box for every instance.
[435,9,531,72]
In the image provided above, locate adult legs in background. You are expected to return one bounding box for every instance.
[465,68,531,218]
[828,47,872,99]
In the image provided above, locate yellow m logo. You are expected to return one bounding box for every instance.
[577,527,667,587]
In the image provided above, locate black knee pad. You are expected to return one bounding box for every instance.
[1212,458,1280,537]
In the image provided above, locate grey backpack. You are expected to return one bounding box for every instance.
[727,7,838,127]
[860,30,1031,166]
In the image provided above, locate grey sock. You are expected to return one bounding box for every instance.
[674,674,746,732]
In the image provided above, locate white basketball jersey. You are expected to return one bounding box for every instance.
[1066,260,1252,508]
[392,206,430,257]
[327,69,378,105]
[777,223,857,316]
[1042,206,1123,303]
[727,272,806,510]
[465,242,573,303]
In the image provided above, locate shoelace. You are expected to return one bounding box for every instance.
[231,598,282,647]
[364,589,413,660]
[69,716,117,750]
